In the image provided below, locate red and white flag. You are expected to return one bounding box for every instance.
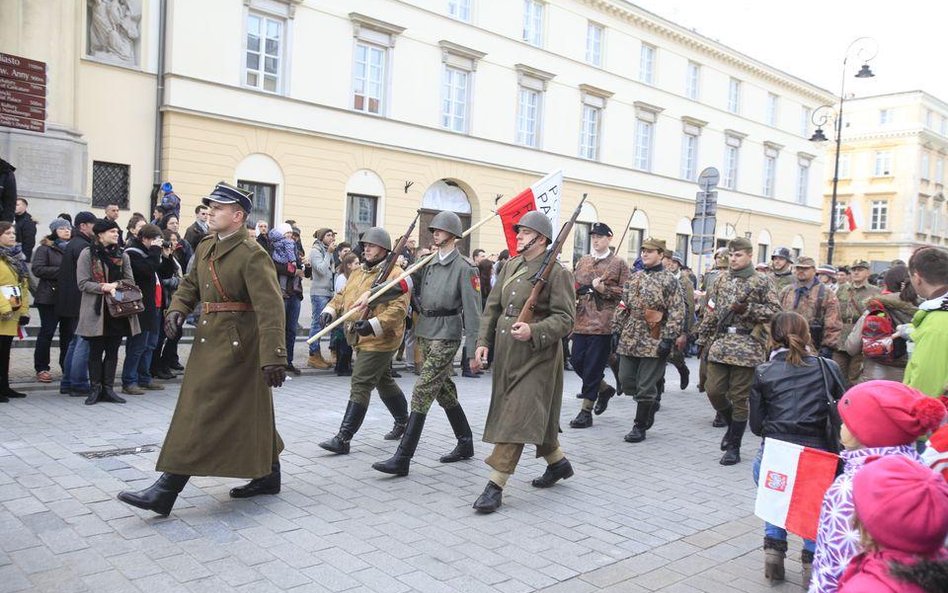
[754,439,839,540]
[497,170,563,256]
[843,202,863,231]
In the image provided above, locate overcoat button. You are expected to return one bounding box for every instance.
[200,338,206,343]
[232,341,239,346]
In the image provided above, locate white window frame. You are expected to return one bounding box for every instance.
[438,41,484,134]
[766,93,779,127]
[838,153,851,179]
[634,119,653,171]
[723,132,743,190]
[681,132,699,181]
[870,200,888,231]
[578,85,612,161]
[937,157,945,184]
[447,0,472,22]
[522,0,544,47]
[514,64,553,149]
[585,22,604,67]
[926,109,934,128]
[879,109,891,124]
[763,154,777,197]
[685,61,700,100]
[796,155,811,205]
[728,78,742,114]
[244,11,285,93]
[800,106,811,137]
[350,14,404,117]
[834,201,848,231]
[874,151,893,176]
[639,43,656,85]
[921,152,931,180]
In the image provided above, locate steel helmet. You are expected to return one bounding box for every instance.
[771,246,795,264]
[513,211,553,241]
[428,211,463,238]
[359,227,392,251]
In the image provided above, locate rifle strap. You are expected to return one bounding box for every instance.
[815,283,826,319]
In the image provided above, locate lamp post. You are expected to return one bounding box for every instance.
[809,37,878,266]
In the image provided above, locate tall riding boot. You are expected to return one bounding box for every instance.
[712,411,727,427]
[381,393,409,440]
[100,354,126,404]
[763,537,787,581]
[675,359,690,390]
[319,401,368,454]
[719,405,734,450]
[372,412,426,476]
[117,473,190,516]
[624,400,655,443]
[85,359,104,405]
[230,462,281,498]
[440,404,474,463]
[720,419,746,465]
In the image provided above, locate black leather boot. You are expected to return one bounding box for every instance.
[719,406,734,450]
[117,473,190,516]
[380,394,409,440]
[569,408,593,428]
[230,462,281,498]
[472,481,503,513]
[624,401,654,443]
[676,361,690,390]
[531,458,574,488]
[99,356,125,404]
[440,404,474,463]
[84,383,102,406]
[319,400,368,454]
[372,412,426,476]
[720,420,746,466]
[609,356,623,396]
[712,411,727,427]
[593,382,616,415]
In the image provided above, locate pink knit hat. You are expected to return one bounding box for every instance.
[853,455,948,554]
[838,381,946,447]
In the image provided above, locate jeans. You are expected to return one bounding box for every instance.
[34,304,72,373]
[569,334,612,401]
[753,443,816,552]
[308,294,331,354]
[285,297,302,366]
[123,327,159,387]
[61,324,90,391]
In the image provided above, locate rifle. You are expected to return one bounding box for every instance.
[614,207,638,257]
[358,211,420,322]
[517,193,588,324]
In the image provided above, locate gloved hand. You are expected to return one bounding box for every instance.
[575,284,594,296]
[610,332,620,352]
[657,338,674,358]
[319,311,333,328]
[818,346,834,359]
[18,316,29,326]
[730,302,748,315]
[353,320,374,337]
[262,365,286,388]
[164,310,185,340]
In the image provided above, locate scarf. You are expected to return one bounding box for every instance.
[731,263,755,279]
[90,242,123,285]
[0,245,28,281]
[793,278,819,309]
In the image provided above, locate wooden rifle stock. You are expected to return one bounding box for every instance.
[516,193,589,324]
[358,211,420,322]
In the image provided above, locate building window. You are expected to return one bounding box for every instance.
[796,157,811,204]
[345,193,379,245]
[681,132,698,181]
[351,14,404,116]
[921,152,931,180]
[627,228,644,267]
[874,151,892,176]
[585,22,603,66]
[517,87,541,147]
[639,43,655,84]
[763,154,777,197]
[723,134,743,190]
[675,233,689,266]
[838,153,851,178]
[757,243,770,263]
[447,0,472,21]
[925,109,934,128]
[833,202,847,231]
[237,180,276,228]
[937,158,945,184]
[685,61,700,100]
[91,161,130,209]
[767,93,779,126]
[941,116,947,136]
[579,105,601,160]
[572,222,591,266]
[800,106,811,137]
[441,66,470,133]
[870,200,888,231]
[728,78,741,114]
[522,0,543,47]
[917,202,928,234]
[245,13,283,93]
[634,119,653,171]
[879,109,891,124]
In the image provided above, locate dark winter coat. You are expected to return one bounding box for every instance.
[30,238,65,306]
[124,238,161,332]
[0,159,15,223]
[14,211,36,262]
[56,231,93,318]
[183,221,207,251]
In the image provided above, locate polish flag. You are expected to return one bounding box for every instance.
[843,202,863,231]
[497,170,564,256]
[754,439,840,540]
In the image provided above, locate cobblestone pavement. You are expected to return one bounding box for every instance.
[0,358,812,593]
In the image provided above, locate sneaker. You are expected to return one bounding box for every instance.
[138,383,165,391]
[286,364,302,376]
[121,385,146,395]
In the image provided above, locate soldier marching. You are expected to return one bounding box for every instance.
[777,256,842,359]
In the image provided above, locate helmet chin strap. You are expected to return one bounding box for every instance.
[519,234,544,255]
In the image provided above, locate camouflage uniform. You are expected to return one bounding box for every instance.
[697,251,730,393]
[666,271,695,389]
[833,279,881,384]
[771,270,794,293]
[778,279,843,352]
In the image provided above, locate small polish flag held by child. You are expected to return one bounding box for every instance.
[754,439,840,540]
[497,170,563,256]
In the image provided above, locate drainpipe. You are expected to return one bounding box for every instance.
[152,0,168,206]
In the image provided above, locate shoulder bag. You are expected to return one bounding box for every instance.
[815,356,842,454]
[105,280,145,319]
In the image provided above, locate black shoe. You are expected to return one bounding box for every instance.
[117,473,190,516]
[569,409,593,429]
[472,481,503,513]
[720,420,746,466]
[381,394,409,440]
[372,413,426,476]
[84,385,102,406]
[594,384,616,415]
[440,405,474,463]
[712,412,727,428]
[531,458,574,488]
[319,401,368,454]
[99,387,126,404]
[624,401,654,443]
[678,365,690,390]
[230,463,281,498]
[0,393,8,403]
[3,388,26,398]
[170,362,185,371]
[624,425,647,443]
[152,368,175,380]
[286,364,302,376]
[60,385,71,395]
[461,370,480,378]
[719,406,735,450]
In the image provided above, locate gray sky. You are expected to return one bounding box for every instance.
[632,0,947,104]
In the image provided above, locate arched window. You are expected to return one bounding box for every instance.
[757,229,772,263]
[675,217,692,266]
[345,169,385,245]
[791,234,805,260]
[625,210,649,266]
[420,179,473,255]
[572,201,598,266]
[236,153,284,228]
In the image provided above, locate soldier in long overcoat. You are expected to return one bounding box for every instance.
[470,211,576,513]
[117,183,288,517]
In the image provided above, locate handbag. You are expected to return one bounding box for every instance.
[815,356,843,454]
[105,280,145,319]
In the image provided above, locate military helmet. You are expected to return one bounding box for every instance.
[714,246,730,264]
[359,226,392,251]
[771,246,794,264]
[513,211,553,241]
[428,211,463,238]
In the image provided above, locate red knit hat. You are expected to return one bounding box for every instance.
[853,455,948,554]
[838,381,946,447]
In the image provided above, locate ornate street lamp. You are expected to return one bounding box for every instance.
[809,37,878,265]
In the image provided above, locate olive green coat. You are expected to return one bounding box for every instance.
[156,228,287,479]
[477,253,575,445]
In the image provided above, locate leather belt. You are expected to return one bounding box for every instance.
[723,326,751,335]
[422,307,460,317]
[202,302,254,313]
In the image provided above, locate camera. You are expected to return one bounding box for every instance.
[162,240,172,249]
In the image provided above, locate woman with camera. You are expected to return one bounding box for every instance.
[0,221,30,401]
[76,219,140,405]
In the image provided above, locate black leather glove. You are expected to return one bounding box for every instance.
[319,311,333,327]
[730,302,748,315]
[610,332,620,352]
[262,365,286,388]
[353,320,374,337]
[656,338,674,358]
[575,284,594,296]
[164,310,185,340]
[818,346,834,359]
[18,316,29,326]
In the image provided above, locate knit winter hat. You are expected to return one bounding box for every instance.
[314,227,333,241]
[74,211,97,226]
[49,218,71,233]
[274,222,292,236]
[853,455,948,555]
[92,218,120,235]
[838,381,946,447]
